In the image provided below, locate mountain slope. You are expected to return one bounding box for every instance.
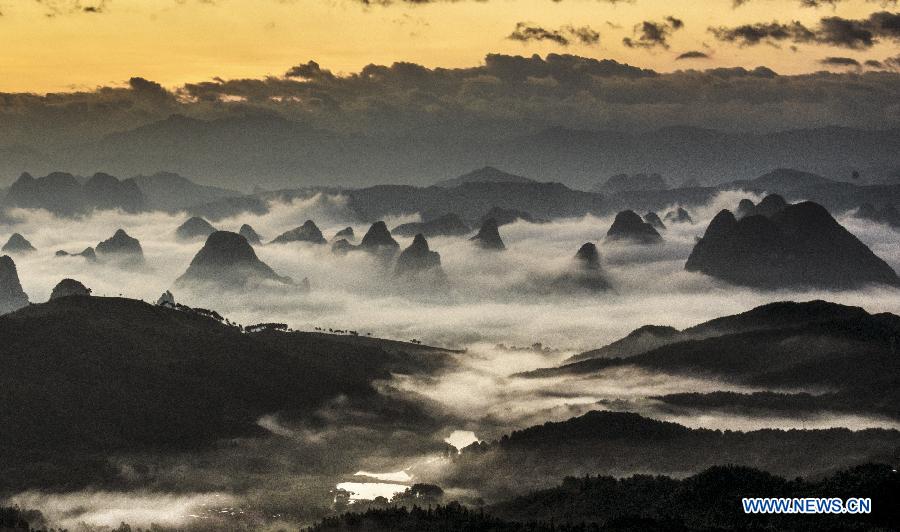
[0,296,451,491]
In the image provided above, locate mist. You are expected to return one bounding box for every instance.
[3,190,900,528]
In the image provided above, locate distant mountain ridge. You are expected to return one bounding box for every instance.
[434,167,536,188]
[6,115,899,189]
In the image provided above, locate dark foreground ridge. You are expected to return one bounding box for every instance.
[301,463,899,531]
[0,295,452,492]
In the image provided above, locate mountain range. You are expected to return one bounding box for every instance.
[4,115,899,190]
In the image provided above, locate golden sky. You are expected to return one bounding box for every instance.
[0,0,896,93]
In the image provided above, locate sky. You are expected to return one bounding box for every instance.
[1,0,898,93]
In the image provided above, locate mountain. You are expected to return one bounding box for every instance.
[4,172,83,216]
[358,222,400,256]
[855,203,900,228]
[594,173,668,194]
[434,166,536,188]
[131,172,241,212]
[4,172,145,216]
[394,234,444,278]
[486,463,899,531]
[567,324,680,363]
[663,207,693,224]
[392,214,470,238]
[742,194,788,218]
[736,198,756,218]
[333,226,355,241]
[239,223,263,245]
[0,295,452,491]
[49,278,92,300]
[1,233,35,253]
[470,218,505,250]
[0,256,29,315]
[331,238,354,255]
[309,464,899,531]
[568,300,874,365]
[175,216,217,241]
[525,300,900,418]
[270,220,327,245]
[643,211,665,230]
[479,207,543,227]
[28,113,900,189]
[546,243,611,292]
[55,247,97,262]
[605,210,662,243]
[96,229,145,265]
[685,202,899,289]
[175,231,291,289]
[447,410,900,501]
[82,172,145,212]
[346,182,605,224]
[733,168,835,195]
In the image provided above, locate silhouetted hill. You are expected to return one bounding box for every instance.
[486,463,900,531]
[526,301,900,419]
[271,220,327,244]
[0,255,29,315]
[84,172,145,212]
[435,167,536,188]
[643,212,665,230]
[346,182,605,224]
[395,234,444,278]
[131,172,241,212]
[567,325,680,363]
[333,226,355,241]
[96,228,145,265]
[49,278,91,299]
[239,223,263,245]
[392,214,470,237]
[447,411,900,500]
[595,173,668,194]
[470,218,505,250]
[606,210,662,244]
[175,216,217,241]
[545,243,611,293]
[663,207,693,224]
[479,206,543,227]
[55,247,97,262]
[855,203,900,228]
[358,222,400,257]
[685,202,899,289]
[175,231,291,288]
[2,233,35,253]
[4,172,145,215]
[733,168,834,195]
[0,295,452,491]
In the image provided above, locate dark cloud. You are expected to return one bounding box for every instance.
[284,60,337,81]
[35,0,108,15]
[820,56,862,67]
[3,53,900,171]
[733,0,897,7]
[508,23,600,46]
[353,0,628,4]
[709,21,816,46]
[509,23,570,46]
[886,54,900,69]
[665,16,685,30]
[623,17,684,49]
[865,59,884,68]
[676,51,711,60]
[711,11,900,49]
